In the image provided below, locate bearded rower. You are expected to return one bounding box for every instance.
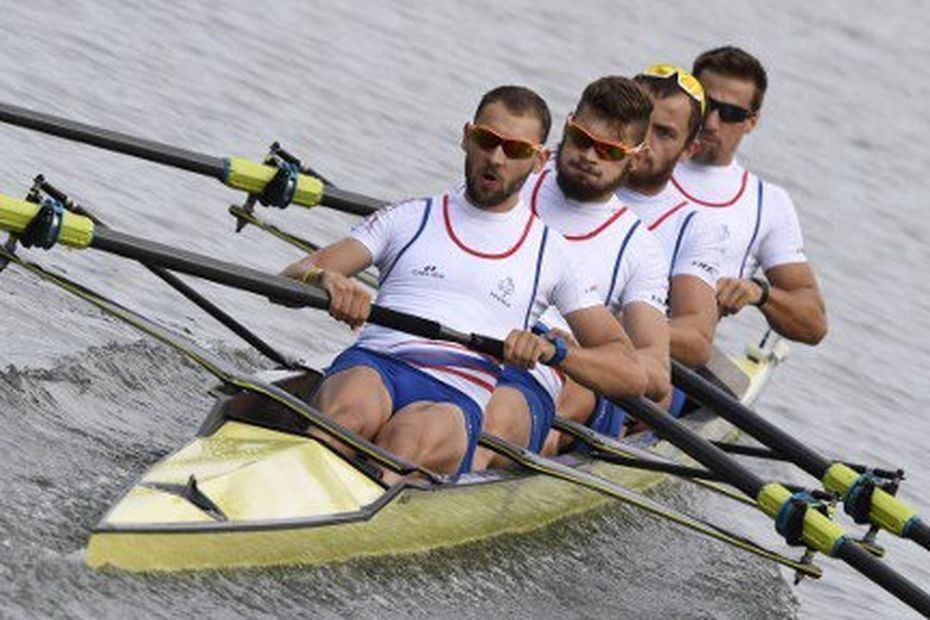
[619,65,724,374]
[673,46,827,344]
[472,77,669,468]
[282,86,647,479]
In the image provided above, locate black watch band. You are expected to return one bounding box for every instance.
[750,277,770,307]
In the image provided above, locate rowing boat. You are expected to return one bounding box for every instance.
[85,342,784,572]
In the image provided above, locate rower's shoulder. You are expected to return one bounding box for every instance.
[742,168,796,206]
[352,195,434,238]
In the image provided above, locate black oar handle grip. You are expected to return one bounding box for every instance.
[367,305,505,358]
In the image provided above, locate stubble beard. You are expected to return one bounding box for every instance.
[464,154,532,208]
[555,144,627,202]
[626,156,676,193]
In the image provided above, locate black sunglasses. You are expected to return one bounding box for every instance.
[707,97,754,123]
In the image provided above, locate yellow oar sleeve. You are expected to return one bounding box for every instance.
[824,463,918,537]
[0,194,94,248]
[223,158,324,208]
[757,483,849,556]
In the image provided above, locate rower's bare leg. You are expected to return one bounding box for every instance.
[310,367,393,456]
[374,401,468,485]
[472,387,532,471]
[541,378,596,456]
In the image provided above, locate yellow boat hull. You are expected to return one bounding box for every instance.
[86,347,778,572]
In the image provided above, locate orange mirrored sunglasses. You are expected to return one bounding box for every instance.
[565,115,643,161]
[466,124,543,159]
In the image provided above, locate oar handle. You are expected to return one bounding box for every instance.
[368,305,504,358]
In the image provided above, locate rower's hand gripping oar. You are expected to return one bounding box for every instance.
[0,101,384,217]
[4,194,930,615]
[672,360,930,555]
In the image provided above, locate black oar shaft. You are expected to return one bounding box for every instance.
[836,540,930,616]
[146,267,296,368]
[88,228,504,359]
[0,102,225,178]
[673,361,833,476]
[619,396,766,498]
[0,101,385,217]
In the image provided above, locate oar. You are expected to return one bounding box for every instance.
[4,196,928,614]
[672,360,930,553]
[0,193,501,357]
[0,101,384,216]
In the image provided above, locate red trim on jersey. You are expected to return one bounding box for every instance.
[671,169,749,207]
[410,363,496,393]
[443,193,535,259]
[529,168,550,218]
[647,200,690,231]
[529,168,629,241]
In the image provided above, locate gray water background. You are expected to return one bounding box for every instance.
[0,1,928,618]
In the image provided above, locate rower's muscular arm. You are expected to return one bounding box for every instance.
[619,303,671,402]
[760,262,828,345]
[669,275,718,368]
[280,238,373,280]
[561,306,648,400]
[280,238,374,329]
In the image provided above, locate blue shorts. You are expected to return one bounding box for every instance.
[324,346,482,474]
[496,366,556,453]
[587,395,628,439]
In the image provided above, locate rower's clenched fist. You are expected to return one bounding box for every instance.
[503,329,556,369]
[716,277,764,317]
[317,270,371,329]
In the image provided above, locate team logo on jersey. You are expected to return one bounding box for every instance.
[490,276,516,307]
[412,264,445,279]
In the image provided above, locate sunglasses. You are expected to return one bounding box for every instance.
[466,124,542,160]
[565,115,643,161]
[706,97,755,123]
[639,64,707,115]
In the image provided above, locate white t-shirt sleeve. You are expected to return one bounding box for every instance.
[546,233,602,316]
[672,210,724,289]
[757,183,808,270]
[349,198,429,271]
[619,228,669,314]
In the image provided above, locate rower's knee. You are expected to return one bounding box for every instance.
[311,367,391,438]
[482,387,532,445]
[376,402,468,475]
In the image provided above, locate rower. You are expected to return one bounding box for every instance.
[673,46,827,344]
[281,86,647,480]
[472,76,668,468]
[619,65,724,377]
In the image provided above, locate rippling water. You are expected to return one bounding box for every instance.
[1,1,928,618]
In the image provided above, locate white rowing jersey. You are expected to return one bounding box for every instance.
[618,183,723,291]
[349,185,600,407]
[520,166,668,400]
[671,159,807,279]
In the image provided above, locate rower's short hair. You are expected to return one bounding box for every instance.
[575,76,653,143]
[634,74,704,145]
[692,46,768,112]
[474,85,552,143]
